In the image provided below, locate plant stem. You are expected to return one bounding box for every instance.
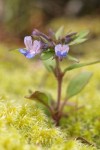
[56,75,62,111]
[51,57,67,126]
[50,57,64,126]
[55,57,62,111]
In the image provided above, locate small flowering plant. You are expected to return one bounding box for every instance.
[18,27,100,126]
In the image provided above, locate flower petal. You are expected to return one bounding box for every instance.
[62,45,69,53]
[25,51,36,59]
[55,44,62,53]
[19,48,28,55]
[32,40,42,54]
[55,44,69,58]
[56,51,67,57]
[24,36,33,50]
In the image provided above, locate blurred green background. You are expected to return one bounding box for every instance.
[0,0,100,40]
[0,0,100,60]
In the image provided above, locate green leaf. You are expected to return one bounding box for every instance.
[41,49,54,60]
[77,30,89,39]
[25,91,50,107]
[69,30,89,45]
[9,48,19,51]
[40,36,50,44]
[55,26,64,40]
[69,38,87,45]
[64,60,100,73]
[67,54,79,63]
[43,57,56,72]
[67,72,92,98]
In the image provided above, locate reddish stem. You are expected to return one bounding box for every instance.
[56,75,62,111]
[51,57,64,126]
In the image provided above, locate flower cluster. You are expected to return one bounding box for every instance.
[19,29,76,59]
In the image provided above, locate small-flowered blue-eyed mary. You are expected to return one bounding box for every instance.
[19,36,42,58]
[55,44,69,58]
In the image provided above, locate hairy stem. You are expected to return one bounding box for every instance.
[56,76,62,111]
[55,57,62,111]
[51,57,67,126]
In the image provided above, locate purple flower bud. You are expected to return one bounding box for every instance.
[32,29,50,41]
[48,28,55,38]
[32,29,40,36]
[32,29,55,48]
[65,32,77,43]
[41,43,48,49]
[19,36,42,59]
[55,44,69,58]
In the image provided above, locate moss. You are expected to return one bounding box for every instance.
[0,99,96,150]
[50,140,96,150]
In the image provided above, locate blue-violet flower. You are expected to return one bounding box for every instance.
[55,44,69,58]
[19,36,42,58]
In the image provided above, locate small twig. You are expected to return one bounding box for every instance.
[76,137,95,147]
